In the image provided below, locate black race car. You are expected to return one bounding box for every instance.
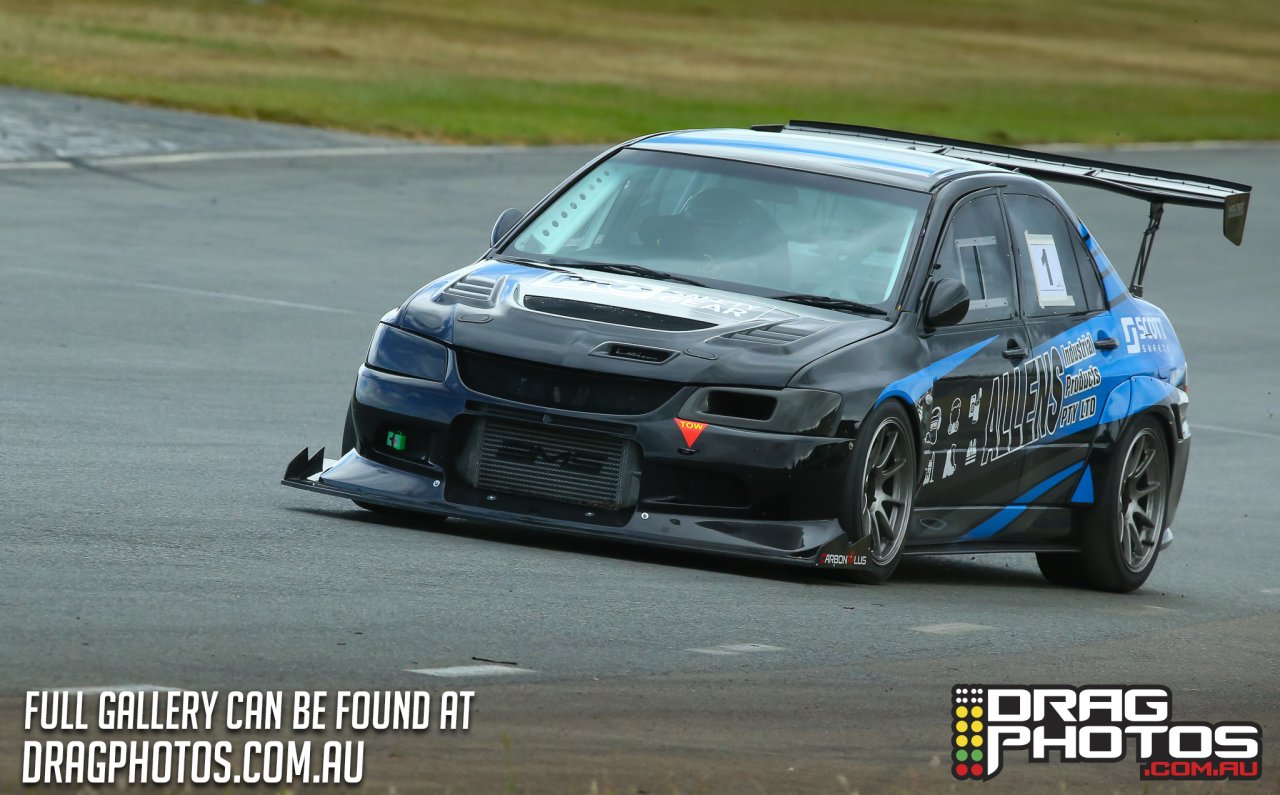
[284,121,1250,590]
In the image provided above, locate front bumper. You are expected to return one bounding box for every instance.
[283,364,856,564]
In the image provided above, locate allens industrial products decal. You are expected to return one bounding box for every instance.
[950,685,1261,782]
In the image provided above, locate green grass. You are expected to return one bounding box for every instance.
[1,0,1278,145]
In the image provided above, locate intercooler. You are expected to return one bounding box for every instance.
[457,418,642,511]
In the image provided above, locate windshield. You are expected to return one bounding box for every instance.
[504,148,930,308]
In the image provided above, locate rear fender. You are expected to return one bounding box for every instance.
[1077,376,1189,526]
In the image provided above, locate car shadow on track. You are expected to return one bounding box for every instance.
[894,556,1051,588]
[286,505,837,585]
[285,504,1058,590]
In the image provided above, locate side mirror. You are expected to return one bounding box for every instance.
[925,278,970,327]
[490,208,524,247]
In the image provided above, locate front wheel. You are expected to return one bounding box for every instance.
[837,402,918,584]
[1075,416,1170,592]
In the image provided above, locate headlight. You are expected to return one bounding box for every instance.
[366,324,449,381]
[679,387,842,435]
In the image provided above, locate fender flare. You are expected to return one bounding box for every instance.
[1073,376,1186,503]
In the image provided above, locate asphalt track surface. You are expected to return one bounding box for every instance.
[1,100,1277,792]
[0,87,402,161]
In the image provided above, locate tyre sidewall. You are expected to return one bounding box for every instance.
[837,401,917,584]
[1080,415,1168,592]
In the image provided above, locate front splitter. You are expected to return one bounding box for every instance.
[282,447,847,567]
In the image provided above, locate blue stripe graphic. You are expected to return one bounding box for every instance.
[875,336,997,408]
[647,134,939,175]
[1014,462,1085,504]
[1070,465,1095,504]
[957,462,1085,540]
[959,505,1028,542]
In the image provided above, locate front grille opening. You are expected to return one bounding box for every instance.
[704,390,777,421]
[456,418,641,510]
[523,295,714,331]
[456,349,680,415]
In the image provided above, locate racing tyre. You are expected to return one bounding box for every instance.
[1035,551,1086,587]
[1077,415,1169,592]
[838,401,917,584]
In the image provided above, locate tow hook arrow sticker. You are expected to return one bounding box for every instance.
[674,418,707,448]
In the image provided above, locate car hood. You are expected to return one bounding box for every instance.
[394,260,892,388]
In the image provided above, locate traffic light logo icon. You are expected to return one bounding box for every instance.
[952,686,986,780]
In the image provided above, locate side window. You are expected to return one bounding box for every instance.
[1004,194,1091,317]
[934,194,1016,323]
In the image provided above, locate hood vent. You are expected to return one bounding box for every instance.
[440,273,500,305]
[722,319,823,346]
[523,295,714,331]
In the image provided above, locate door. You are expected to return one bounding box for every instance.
[916,191,1029,511]
[1003,192,1110,498]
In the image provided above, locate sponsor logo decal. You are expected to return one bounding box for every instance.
[674,418,707,448]
[977,334,1099,469]
[950,685,1261,782]
[496,440,607,475]
[542,274,773,320]
[1121,315,1170,354]
[816,534,872,567]
[817,552,866,566]
[919,332,1109,485]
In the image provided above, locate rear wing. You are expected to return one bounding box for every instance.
[757,120,1251,246]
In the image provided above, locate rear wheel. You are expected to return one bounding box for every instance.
[838,402,917,584]
[1035,551,1086,587]
[1074,416,1169,592]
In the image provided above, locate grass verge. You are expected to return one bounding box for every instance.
[0,0,1278,144]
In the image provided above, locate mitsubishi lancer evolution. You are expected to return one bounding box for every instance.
[284,121,1250,591]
